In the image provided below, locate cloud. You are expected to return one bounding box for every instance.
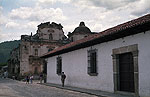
[0,32,22,42]
[131,0,150,16]
[5,22,19,28]
[37,0,137,10]
[0,6,7,26]
[91,23,103,32]
[25,21,39,29]
[0,16,6,25]
[1,0,149,43]
[20,21,39,30]
[37,0,71,6]
[72,0,138,10]
[0,34,6,42]
[10,7,32,20]
[0,6,2,10]
[5,21,39,31]
[10,6,67,22]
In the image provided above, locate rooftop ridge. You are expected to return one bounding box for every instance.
[41,14,150,58]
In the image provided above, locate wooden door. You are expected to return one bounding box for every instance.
[119,52,135,92]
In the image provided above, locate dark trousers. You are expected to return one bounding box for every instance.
[61,79,65,87]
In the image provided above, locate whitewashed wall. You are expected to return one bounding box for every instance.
[47,30,150,96]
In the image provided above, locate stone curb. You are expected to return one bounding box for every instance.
[38,83,104,97]
[38,83,132,97]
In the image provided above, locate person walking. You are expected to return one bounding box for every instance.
[39,73,43,83]
[61,72,66,87]
[3,71,8,78]
[30,75,33,84]
[26,76,29,84]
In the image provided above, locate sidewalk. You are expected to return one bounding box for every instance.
[39,83,134,97]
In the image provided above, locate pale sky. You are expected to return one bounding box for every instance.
[0,0,150,43]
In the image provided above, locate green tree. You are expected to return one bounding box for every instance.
[0,40,20,63]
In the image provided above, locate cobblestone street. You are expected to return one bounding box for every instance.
[0,78,98,97]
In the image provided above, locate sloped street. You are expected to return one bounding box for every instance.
[0,78,98,97]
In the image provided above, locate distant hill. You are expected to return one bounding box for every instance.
[0,40,20,63]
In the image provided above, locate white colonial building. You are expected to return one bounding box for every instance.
[41,14,150,97]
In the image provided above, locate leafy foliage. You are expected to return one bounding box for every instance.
[0,40,20,63]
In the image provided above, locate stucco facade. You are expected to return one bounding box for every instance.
[43,14,150,97]
[46,30,150,97]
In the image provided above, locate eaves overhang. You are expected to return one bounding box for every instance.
[41,14,150,58]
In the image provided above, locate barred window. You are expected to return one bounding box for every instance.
[35,49,38,56]
[88,49,98,76]
[56,56,62,75]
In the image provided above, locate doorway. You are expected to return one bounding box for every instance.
[112,44,139,96]
[119,52,135,92]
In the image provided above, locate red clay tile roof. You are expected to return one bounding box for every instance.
[41,14,150,58]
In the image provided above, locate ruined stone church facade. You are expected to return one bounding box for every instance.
[19,22,67,75]
[19,22,94,76]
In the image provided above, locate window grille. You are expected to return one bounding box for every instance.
[56,56,62,75]
[87,49,98,76]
